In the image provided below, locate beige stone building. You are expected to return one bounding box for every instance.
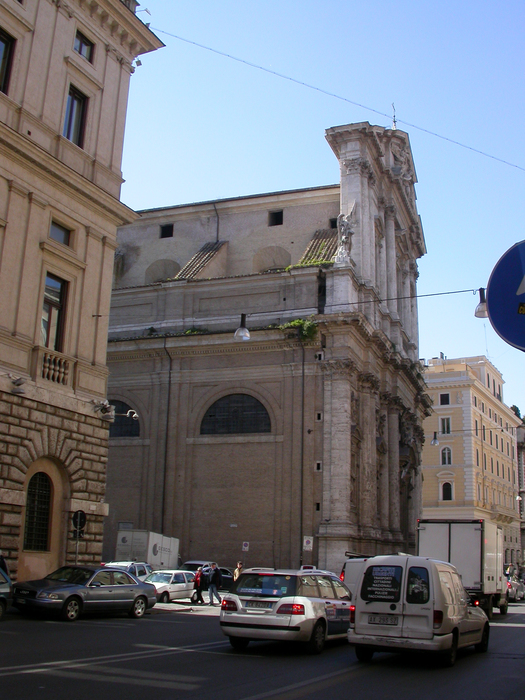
[421,356,522,565]
[105,122,432,574]
[517,424,525,565]
[0,0,161,580]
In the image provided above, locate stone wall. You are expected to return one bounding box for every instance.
[0,391,109,580]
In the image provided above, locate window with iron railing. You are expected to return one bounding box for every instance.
[24,472,51,551]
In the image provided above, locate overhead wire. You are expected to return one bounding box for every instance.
[151,28,525,174]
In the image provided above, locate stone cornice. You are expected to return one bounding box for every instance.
[319,359,357,377]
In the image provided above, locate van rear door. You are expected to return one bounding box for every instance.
[354,562,405,638]
[401,563,433,640]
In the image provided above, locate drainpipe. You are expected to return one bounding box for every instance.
[161,337,173,534]
[299,331,305,566]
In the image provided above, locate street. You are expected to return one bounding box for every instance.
[1,600,524,700]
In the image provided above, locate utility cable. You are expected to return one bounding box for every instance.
[151,28,525,174]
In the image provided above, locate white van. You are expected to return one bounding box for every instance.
[348,555,489,667]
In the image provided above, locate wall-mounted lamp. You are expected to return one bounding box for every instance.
[125,410,139,421]
[92,399,115,421]
[234,314,250,342]
[431,432,439,446]
[516,495,522,501]
[474,288,488,318]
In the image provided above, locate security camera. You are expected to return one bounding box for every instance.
[126,410,139,421]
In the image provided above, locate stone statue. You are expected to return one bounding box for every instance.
[335,203,357,265]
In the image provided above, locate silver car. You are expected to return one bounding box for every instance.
[219,568,352,653]
[145,570,195,603]
[13,565,157,621]
[0,568,12,619]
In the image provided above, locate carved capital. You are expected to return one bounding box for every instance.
[320,359,357,377]
[358,372,380,393]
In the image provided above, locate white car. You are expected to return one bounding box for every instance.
[103,561,152,581]
[220,568,352,653]
[145,570,195,603]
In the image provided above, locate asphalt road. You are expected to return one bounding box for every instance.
[1,599,524,700]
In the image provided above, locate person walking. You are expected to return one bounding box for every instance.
[233,561,243,581]
[193,566,205,604]
[208,563,222,606]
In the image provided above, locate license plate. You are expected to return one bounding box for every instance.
[15,598,26,604]
[368,614,398,625]
[246,601,272,609]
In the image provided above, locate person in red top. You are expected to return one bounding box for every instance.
[193,567,205,604]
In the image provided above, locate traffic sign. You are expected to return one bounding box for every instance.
[486,240,525,352]
[72,510,86,530]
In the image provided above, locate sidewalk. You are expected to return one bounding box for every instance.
[154,591,222,615]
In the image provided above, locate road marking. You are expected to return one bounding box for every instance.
[489,623,525,628]
[32,668,201,691]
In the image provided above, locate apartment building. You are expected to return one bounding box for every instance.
[421,356,521,565]
[0,0,162,580]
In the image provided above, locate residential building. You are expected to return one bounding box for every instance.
[105,121,432,574]
[517,424,525,566]
[0,0,162,580]
[421,356,521,565]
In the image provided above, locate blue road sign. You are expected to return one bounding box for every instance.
[486,240,525,352]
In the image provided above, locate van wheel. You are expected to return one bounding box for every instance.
[441,632,458,667]
[307,621,326,654]
[229,636,249,651]
[475,624,489,653]
[355,646,374,662]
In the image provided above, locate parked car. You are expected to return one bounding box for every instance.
[506,575,525,602]
[145,570,195,603]
[219,568,352,653]
[13,565,157,621]
[181,561,234,591]
[103,561,153,581]
[0,567,12,620]
[348,554,489,667]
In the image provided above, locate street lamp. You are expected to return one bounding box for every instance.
[474,288,489,318]
[234,314,250,341]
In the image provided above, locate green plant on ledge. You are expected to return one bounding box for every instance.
[278,317,318,341]
[183,327,208,335]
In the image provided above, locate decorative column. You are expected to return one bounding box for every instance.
[386,397,402,536]
[357,372,380,536]
[385,205,398,318]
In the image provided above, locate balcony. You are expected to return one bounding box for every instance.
[32,347,74,388]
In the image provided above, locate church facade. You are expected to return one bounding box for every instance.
[105,122,431,573]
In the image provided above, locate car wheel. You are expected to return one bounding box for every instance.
[61,597,81,622]
[355,646,374,662]
[191,591,198,603]
[307,620,326,655]
[129,596,147,618]
[160,592,170,604]
[229,636,250,651]
[475,624,489,653]
[0,600,5,620]
[441,632,458,667]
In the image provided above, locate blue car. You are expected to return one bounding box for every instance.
[13,565,157,621]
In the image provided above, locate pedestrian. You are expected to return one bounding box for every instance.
[193,566,205,604]
[234,561,243,581]
[208,563,222,606]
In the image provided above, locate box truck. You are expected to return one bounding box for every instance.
[115,530,179,570]
[417,519,507,617]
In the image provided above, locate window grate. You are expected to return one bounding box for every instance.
[24,473,51,551]
[201,394,271,434]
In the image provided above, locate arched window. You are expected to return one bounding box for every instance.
[441,447,452,465]
[201,394,271,434]
[109,400,140,438]
[442,482,452,501]
[24,472,52,551]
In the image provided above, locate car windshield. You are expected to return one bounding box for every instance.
[147,573,172,584]
[45,567,93,585]
[233,573,297,598]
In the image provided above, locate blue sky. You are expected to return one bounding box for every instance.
[121,0,525,411]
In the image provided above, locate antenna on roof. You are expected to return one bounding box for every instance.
[392,103,397,130]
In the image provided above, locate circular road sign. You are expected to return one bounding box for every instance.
[72,510,86,530]
[486,240,525,352]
